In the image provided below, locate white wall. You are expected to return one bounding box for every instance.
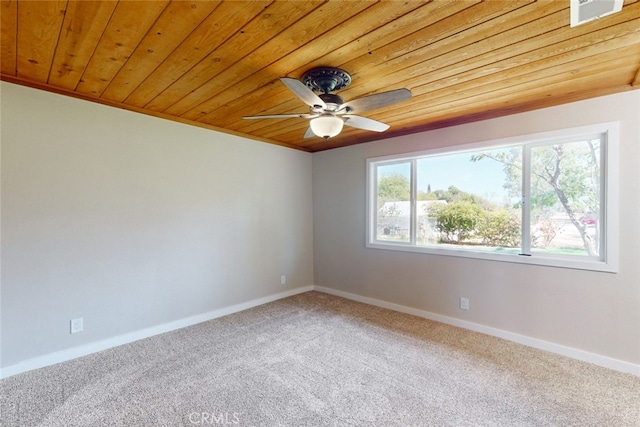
[1,82,314,369]
[313,91,640,367]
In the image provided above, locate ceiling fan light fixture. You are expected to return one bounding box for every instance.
[243,67,412,140]
[310,114,344,139]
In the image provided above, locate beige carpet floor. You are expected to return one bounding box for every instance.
[1,291,639,426]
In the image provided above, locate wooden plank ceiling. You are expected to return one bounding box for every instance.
[2,0,640,152]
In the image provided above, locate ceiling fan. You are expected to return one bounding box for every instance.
[243,67,411,140]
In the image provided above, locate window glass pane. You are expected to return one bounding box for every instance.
[529,138,601,257]
[367,124,615,272]
[416,148,522,252]
[376,162,411,242]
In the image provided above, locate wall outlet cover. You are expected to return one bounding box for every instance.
[70,318,84,334]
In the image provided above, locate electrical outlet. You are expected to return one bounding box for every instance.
[70,317,83,334]
[460,297,469,311]
[281,275,286,285]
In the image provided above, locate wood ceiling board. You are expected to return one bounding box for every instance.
[74,1,169,97]
[398,0,637,95]
[281,0,453,73]
[212,79,309,128]
[172,0,375,119]
[251,2,544,132]
[3,0,640,152]
[151,1,322,118]
[333,0,480,61]
[1,0,18,75]
[198,2,432,126]
[333,1,533,96]
[198,1,453,127]
[16,0,67,82]
[249,120,311,141]
[48,1,118,90]
[301,50,640,150]
[633,66,640,87]
[100,0,220,103]
[132,1,271,110]
[404,10,640,99]
[406,83,635,136]
[394,61,640,130]
[395,83,636,132]
[250,0,478,117]
[216,0,480,125]
[380,9,570,95]
[402,3,640,102]
[418,29,640,108]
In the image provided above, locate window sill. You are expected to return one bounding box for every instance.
[365,241,618,273]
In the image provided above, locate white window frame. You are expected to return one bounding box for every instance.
[366,122,619,273]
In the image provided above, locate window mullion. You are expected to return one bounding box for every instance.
[410,158,417,245]
[370,163,378,244]
[598,134,607,261]
[521,145,531,255]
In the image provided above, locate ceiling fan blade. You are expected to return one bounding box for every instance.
[343,115,390,132]
[243,113,316,119]
[341,88,411,114]
[303,127,315,139]
[280,77,327,109]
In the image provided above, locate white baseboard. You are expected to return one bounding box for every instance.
[0,286,313,379]
[312,285,640,376]
[4,285,637,379]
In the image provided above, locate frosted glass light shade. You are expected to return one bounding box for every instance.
[310,115,344,139]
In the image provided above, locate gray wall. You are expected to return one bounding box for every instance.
[313,91,640,366]
[1,82,314,368]
[2,81,639,372]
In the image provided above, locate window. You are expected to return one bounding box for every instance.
[367,123,619,272]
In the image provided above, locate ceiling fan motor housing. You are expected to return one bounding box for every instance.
[318,93,344,111]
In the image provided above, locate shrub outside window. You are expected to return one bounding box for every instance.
[366,123,618,273]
